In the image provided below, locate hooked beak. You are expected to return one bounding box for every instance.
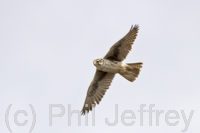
[93,60,97,66]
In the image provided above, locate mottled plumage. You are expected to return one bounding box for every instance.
[81,25,143,115]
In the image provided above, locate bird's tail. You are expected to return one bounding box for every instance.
[120,62,143,82]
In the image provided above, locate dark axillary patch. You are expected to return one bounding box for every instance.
[89,71,107,96]
[106,39,124,61]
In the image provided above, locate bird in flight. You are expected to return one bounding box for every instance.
[81,25,143,115]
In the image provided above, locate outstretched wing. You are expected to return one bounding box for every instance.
[81,70,115,115]
[104,25,139,61]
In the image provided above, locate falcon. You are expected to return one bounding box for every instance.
[81,25,143,115]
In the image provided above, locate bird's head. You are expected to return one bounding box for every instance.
[93,58,104,66]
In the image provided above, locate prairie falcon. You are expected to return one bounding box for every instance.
[81,25,143,115]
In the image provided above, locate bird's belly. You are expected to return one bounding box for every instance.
[97,67,118,73]
[97,61,126,73]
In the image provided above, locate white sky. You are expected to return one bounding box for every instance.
[0,1,200,133]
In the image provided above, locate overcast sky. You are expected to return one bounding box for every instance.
[0,1,200,133]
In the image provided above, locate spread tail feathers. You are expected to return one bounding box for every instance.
[120,62,143,82]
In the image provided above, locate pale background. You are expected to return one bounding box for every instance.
[0,0,200,133]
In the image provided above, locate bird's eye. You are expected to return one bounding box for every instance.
[99,59,103,65]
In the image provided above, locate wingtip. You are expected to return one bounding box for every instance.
[130,25,133,30]
[81,103,96,115]
[130,24,139,31]
[80,110,87,115]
